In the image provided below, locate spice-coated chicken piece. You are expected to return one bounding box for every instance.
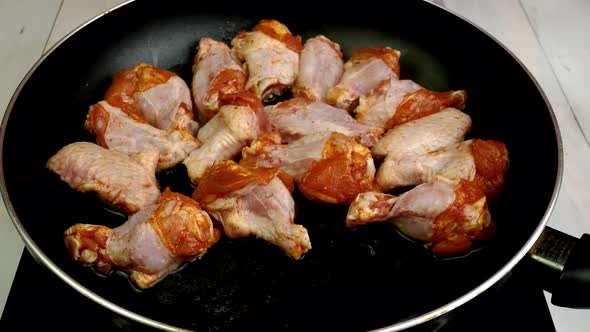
[346,179,495,256]
[85,101,201,170]
[265,98,383,147]
[376,139,509,199]
[326,47,401,111]
[183,92,268,183]
[193,160,310,259]
[242,132,376,204]
[64,189,221,289]
[231,19,302,100]
[47,142,160,214]
[293,35,344,102]
[354,77,467,129]
[192,37,247,119]
[104,63,198,135]
[371,108,472,160]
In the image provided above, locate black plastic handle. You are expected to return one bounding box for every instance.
[528,227,590,308]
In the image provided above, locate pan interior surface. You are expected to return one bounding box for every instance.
[1,1,559,331]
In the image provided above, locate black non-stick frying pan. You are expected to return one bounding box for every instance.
[2,0,589,331]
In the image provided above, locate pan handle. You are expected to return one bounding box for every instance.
[528,226,590,308]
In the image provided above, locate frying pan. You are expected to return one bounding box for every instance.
[1,0,588,331]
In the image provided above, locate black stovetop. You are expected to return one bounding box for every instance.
[1,250,555,332]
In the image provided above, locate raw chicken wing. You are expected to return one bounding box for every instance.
[355,77,467,129]
[192,37,247,119]
[47,142,160,214]
[371,108,471,160]
[64,189,220,288]
[347,179,495,256]
[231,19,302,100]
[377,139,509,199]
[104,63,198,134]
[293,35,344,102]
[183,92,268,183]
[242,132,376,204]
[326,47,401,111]
[86,101,201,170]
[193,160,310,259]
[265,97,383,147]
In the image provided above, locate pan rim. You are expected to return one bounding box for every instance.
[0,1,563,331]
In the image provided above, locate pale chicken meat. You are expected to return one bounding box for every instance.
[347,179,495,256]
[371,108,472,160]
[192,37,247,119]
[183,92,268,183]
[193,160,310,259]
[293,35,344,102]
[86,101,201,170]
[47,142,160,214]
[104,63,198,135]
[231,19,302,100]
[64,189,221,289]
[354,77,467,129]
[377,139,509,199]
[265,98,383,147]
[326,47,401,111]
[242,132,376,204]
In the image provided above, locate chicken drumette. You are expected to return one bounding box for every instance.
[103,63,198,134]
[193,160,310,259]
[265,97,383,147]
[231,19,302,100]
[192,37,246,119]
[242,132,376,204]
[326,47,401,111]
[347,179,495,256]
[293,35,344,102]
[64,189,221,289]
[183,92,268,183]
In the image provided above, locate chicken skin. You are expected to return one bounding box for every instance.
[231,19,302,100]
[354,77,467,129]
[192,37,247,119]
[346,179,495,256]
[376,139,509,199]
[242,132,376,204]
[326,47,401,111]
[104,63,198,135]
[86,101,201,170]
[293,35,344,102]
[47,142,160,214]
[371,108,472,160]
[265,98,383,147]
[64,189,221,289]
[193,160,310,259]
[183,92,268,183]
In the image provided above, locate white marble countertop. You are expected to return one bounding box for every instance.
[0,0,589,330]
